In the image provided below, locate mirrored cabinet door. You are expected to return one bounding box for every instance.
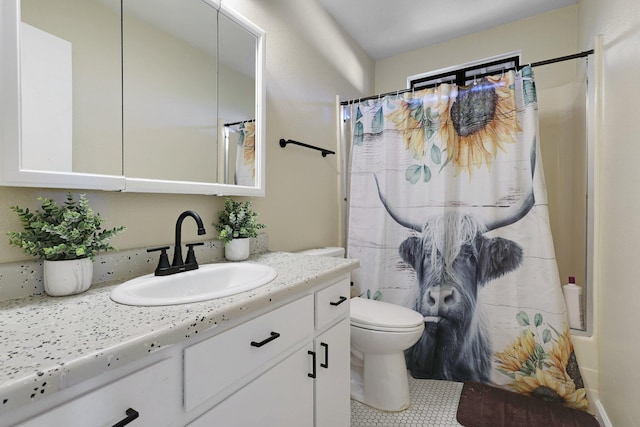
[20,0,123,176]
[1,0,265,195]
[122,0,219,183]
[218,11,258,187]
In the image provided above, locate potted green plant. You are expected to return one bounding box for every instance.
[8,192,126,296]
[213,197,265,261]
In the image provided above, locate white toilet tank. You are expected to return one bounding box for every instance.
[297,247,345,257]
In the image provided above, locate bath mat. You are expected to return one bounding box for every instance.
[456,382,599,427]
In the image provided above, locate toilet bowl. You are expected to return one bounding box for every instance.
[297,248,424,412]
[350,297,424,412]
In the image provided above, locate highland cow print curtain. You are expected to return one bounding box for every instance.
[345,67,589,411]
[234,121,256,186]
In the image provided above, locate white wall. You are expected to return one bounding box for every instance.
[20,23,73,172]
[0,0,374,270]
[578,0,640,425]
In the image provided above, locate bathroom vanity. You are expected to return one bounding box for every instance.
[0,252,357,426]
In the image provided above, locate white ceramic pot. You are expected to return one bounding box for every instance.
[225,238,250,261]
[43,258,93,296]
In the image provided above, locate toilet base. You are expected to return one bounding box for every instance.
[350,352,411,412]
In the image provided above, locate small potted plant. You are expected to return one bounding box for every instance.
[213,197,265,261]
[8,192,126,296]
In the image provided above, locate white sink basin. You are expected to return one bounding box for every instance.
[110,263,278,306]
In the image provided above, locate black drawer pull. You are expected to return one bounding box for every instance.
[112,408,139,427]
[320,342,329,369]
[308,350,317,378]
[251,331,280,348]
[330,296,348,306]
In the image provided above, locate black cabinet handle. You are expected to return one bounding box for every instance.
[251,331,280,348]
[112,408,139,427]
[320,342,329,369]
[308,350,317,378]
[330,296,348,306]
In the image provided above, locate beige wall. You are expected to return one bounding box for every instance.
[579,0,640,425]
[0,0,374,268]
[374,6,579,94]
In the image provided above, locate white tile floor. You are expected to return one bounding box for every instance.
[351,377,464,427]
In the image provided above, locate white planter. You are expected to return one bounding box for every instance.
[43,258,93,296]
[225,238,250,261]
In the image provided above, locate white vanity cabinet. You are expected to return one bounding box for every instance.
[4,272,352,427]
[15,357,181,427]
[187,276,351,427]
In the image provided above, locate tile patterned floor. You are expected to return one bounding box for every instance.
[351,378,464,427]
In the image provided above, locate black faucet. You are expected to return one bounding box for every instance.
[172,210,206,268]
[148,210,206,276]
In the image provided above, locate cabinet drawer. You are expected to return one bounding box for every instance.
[315,278,350,330]
[184,294,314,411]
[188,345,314,427]
[18,358,178,427]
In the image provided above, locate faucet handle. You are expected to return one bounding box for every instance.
[185,242,204,269]
[147,246,172,275]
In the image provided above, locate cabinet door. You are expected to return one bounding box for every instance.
[315,318,350,427]
[17,358,179,427]
[184,294,314,411]
[189,344,314,427]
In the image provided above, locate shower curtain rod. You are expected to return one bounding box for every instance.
[339,49,594,106]
[223,119,255,127]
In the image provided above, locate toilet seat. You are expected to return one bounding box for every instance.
[351,321,424,333]
[350,297,424,332]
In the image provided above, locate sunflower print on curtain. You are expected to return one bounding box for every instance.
[346,66,588,410]
[234,121,255,186]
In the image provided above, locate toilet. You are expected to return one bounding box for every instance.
[350,297,424,412]
[298,247,425,412]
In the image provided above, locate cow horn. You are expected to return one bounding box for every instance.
[374,174,423,232]
[484,137,537,232]
[374,137,536,233]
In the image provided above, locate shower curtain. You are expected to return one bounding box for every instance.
[346,67,588,411]
[234,121,255,186]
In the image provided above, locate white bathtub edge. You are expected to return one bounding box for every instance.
[594,399,612,427]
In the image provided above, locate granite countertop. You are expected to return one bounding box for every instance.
[0,252,359,415]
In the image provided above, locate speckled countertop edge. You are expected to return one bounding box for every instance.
[0,252,359,414]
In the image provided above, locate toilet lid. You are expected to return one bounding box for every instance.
[350,297,424,329]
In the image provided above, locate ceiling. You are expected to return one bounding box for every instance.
[317,0,577,60]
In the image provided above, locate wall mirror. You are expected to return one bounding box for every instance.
[0,0,265,195]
